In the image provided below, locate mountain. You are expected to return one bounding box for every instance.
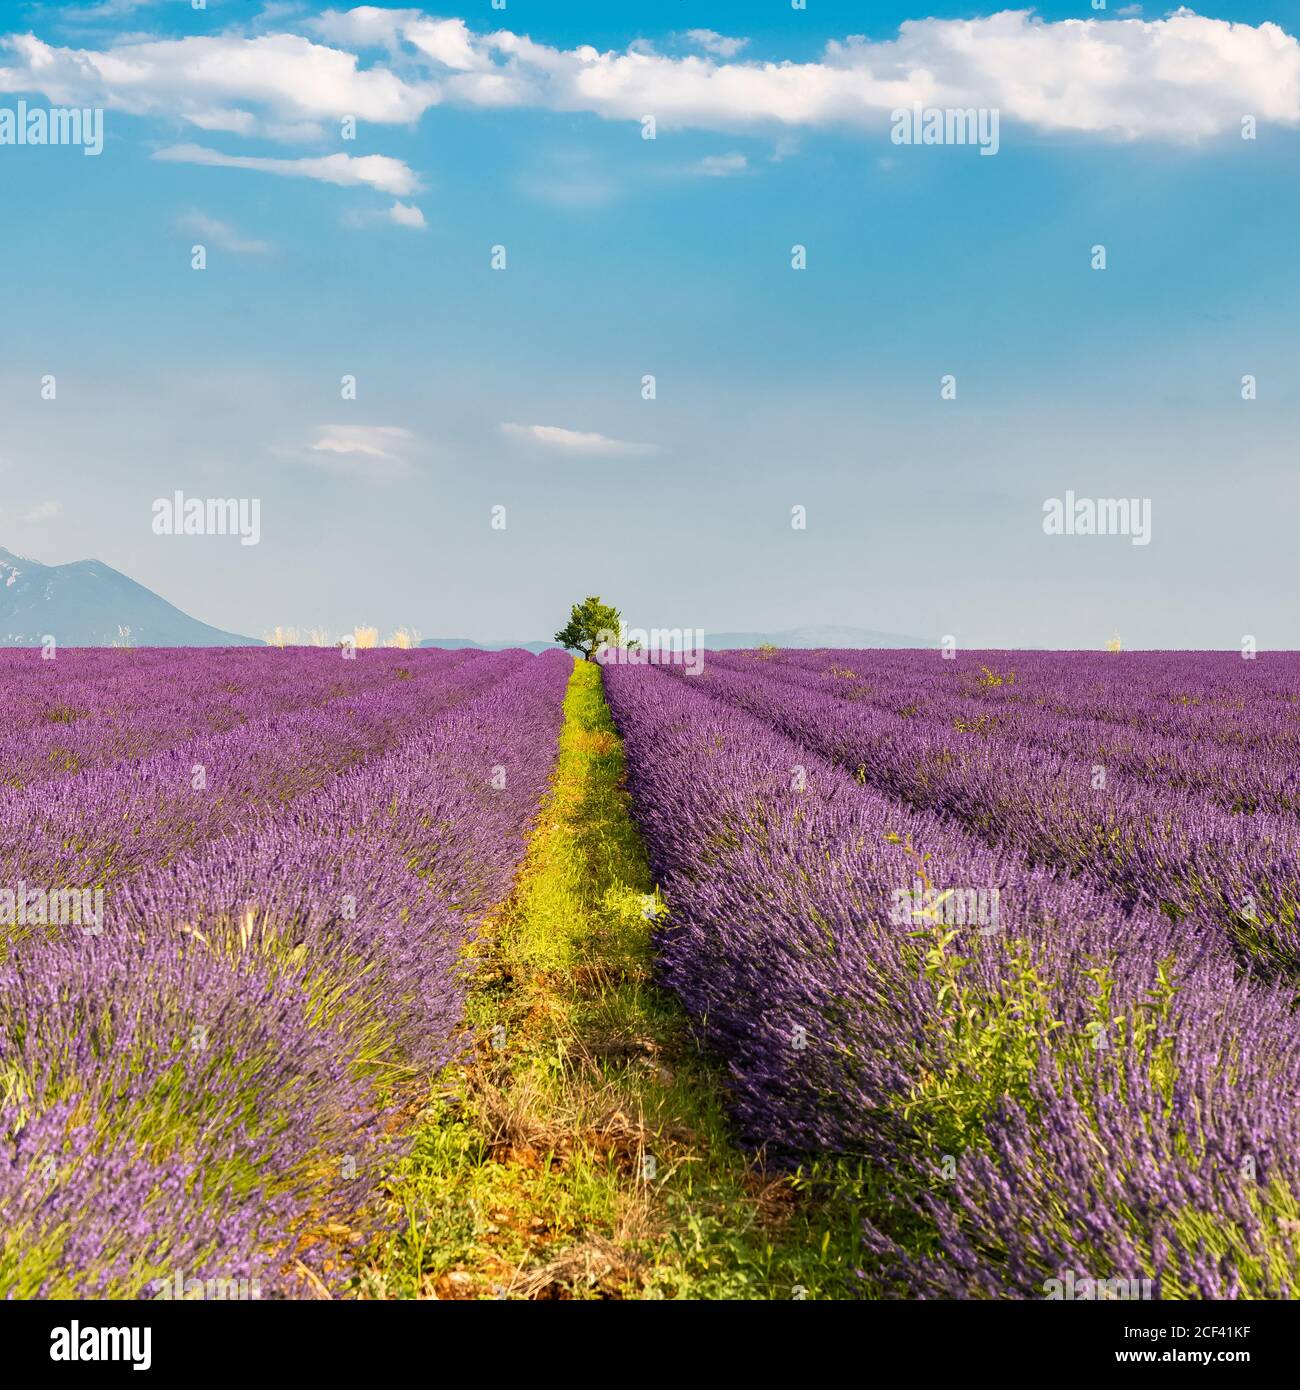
[0,547,260,647]
[420,637,559,654]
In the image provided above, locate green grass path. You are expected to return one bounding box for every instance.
[356,659,867,1299]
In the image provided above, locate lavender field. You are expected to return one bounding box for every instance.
[1,647,570,1297]
[3,644,1299,1302]
[605,649,1300,1298]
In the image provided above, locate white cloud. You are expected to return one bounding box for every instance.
[23,501,60,523]
[185,109,259,136]
[154,144,419,195]
[342,199,427,229]
[3,10,1298,148]
[176,211,272,254]
[500,423,656,456]
[304,422,411,478]
[253,3,310,28]
[323,8,1300,142]
[403,16,493,72]
[0,30,434,137]
[385,200,426,227]
[818,10,1300,141]
[303,424,417,480]
[693,152,747,177]
[310,6,424,51]
[683,30,750,60]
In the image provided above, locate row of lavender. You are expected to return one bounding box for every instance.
[0,647,471,788]
[766,648,1300,741]
[684,653,1300,974]
[710,650,1300,817]
[1,647,570,1297]
[603,655,1300,1297]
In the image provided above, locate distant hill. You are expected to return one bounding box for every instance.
[420,637,559,654]
[0,547,260,647]
[0,554,933,651]
[704,624,933,650]
[422,625,931,653]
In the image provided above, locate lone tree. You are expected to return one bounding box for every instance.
[555,595,624,661]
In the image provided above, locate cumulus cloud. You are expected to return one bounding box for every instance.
[176,211,272,254]
[2,9,1298,147]
[303,9,1300,141]
[0,30,433,137]
[402,15,494,72]
[310,6,425,50]
[154,144,419,195]
[500,423,656,456]
[682,30,750,60]
[303,424,417,479]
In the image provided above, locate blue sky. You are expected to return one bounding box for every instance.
[1,1,1298,647]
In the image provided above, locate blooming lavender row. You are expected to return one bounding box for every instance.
[0,647,476,788]
[0,650,527,900]
[113,653,571,1069]
[0,648,265,744]
[602,661,1300,1298]
[741,648,1300,756]
[708,650,1300,818]
[1,650,570,1297]
[2,928,384,1298]
[0,647,177,712]
[675,658,1300,975]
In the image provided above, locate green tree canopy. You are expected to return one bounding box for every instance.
[555,596,624,661]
